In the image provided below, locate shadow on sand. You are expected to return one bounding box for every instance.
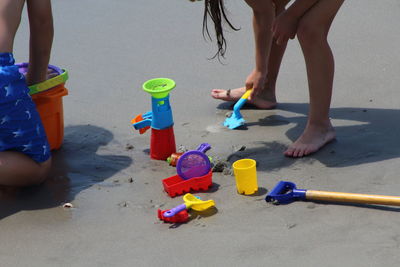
[0,124,132,220]
[222,102,400,171]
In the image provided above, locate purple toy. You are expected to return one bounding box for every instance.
[176,143,211,180]
[16,62,62,76]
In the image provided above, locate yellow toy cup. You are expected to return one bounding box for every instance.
[232,159,258,195]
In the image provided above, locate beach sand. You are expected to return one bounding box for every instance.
[2,0,400,266]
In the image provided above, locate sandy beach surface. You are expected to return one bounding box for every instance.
[2,0,400,266]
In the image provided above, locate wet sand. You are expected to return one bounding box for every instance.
[2,0,400,266]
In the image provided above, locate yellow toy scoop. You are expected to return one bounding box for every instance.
[163,193,215,217]
[183,193,215,211]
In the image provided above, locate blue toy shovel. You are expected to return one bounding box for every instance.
[266,181,400,206]
[223,89,252,129]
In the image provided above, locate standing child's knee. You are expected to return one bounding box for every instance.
[297,20,327,48]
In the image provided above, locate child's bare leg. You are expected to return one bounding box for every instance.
[211,2,288,109]
[284,0,344,157]
[25,0,53,85]
[0,152,51,186]
[0,0,25,52]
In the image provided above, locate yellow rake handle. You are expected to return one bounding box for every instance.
[307,190,400,206]
[241,89,252,100]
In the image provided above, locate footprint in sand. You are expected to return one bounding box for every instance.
[206,124,225,133]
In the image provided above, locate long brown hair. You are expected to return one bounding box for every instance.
[203,0,239,59]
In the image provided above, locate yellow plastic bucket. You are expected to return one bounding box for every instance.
[232,159,258,195]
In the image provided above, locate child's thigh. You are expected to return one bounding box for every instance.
[298,0,345,34]
[0,97,51,164]
[0,0,25,51]
[0,0,25,23]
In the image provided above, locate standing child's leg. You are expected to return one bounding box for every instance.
[211,1,289,109]
[284,0,344,157]
[261,2,290,107]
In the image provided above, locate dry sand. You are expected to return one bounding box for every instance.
[1,0,400,266]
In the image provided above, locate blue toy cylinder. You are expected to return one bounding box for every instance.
[151,95,174,130]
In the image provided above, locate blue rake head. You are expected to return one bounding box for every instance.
[265,181,307,204]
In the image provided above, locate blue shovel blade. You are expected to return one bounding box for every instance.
[223,97,247,129]
[223,115,245,129]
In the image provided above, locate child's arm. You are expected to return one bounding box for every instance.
[244,0,275,99]
[272,0,320,45]
[25,0,54,85]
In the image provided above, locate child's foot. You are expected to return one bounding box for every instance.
[211,87,277,109]
[284,123,336,157]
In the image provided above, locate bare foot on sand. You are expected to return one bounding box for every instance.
[211,87,277,109]
[284,123,336,157]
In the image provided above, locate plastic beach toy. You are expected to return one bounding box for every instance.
[224,89,252,129]
[133,78,176,131]
[162,170,213,197]
[266,181,400,206]
[131,78,177,160]
[167,152,184,166]
[17,63,69,150]
[163,193,215,218]
[158,208,189,223]
[232,159,258,195]
[143,78,176,99]
[176,143,212,180]
[16,63,69,95]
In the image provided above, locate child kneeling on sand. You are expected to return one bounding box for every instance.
[0,0,54,185]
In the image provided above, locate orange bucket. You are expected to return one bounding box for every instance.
[17,63,69,150]
[31,84,68,150]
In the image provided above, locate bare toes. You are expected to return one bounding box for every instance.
[284,147,295,157]
[297,148,305,158]
[292,148,301,158]
[211,89,224,98]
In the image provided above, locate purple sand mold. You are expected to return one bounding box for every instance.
[16,63,63,76]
